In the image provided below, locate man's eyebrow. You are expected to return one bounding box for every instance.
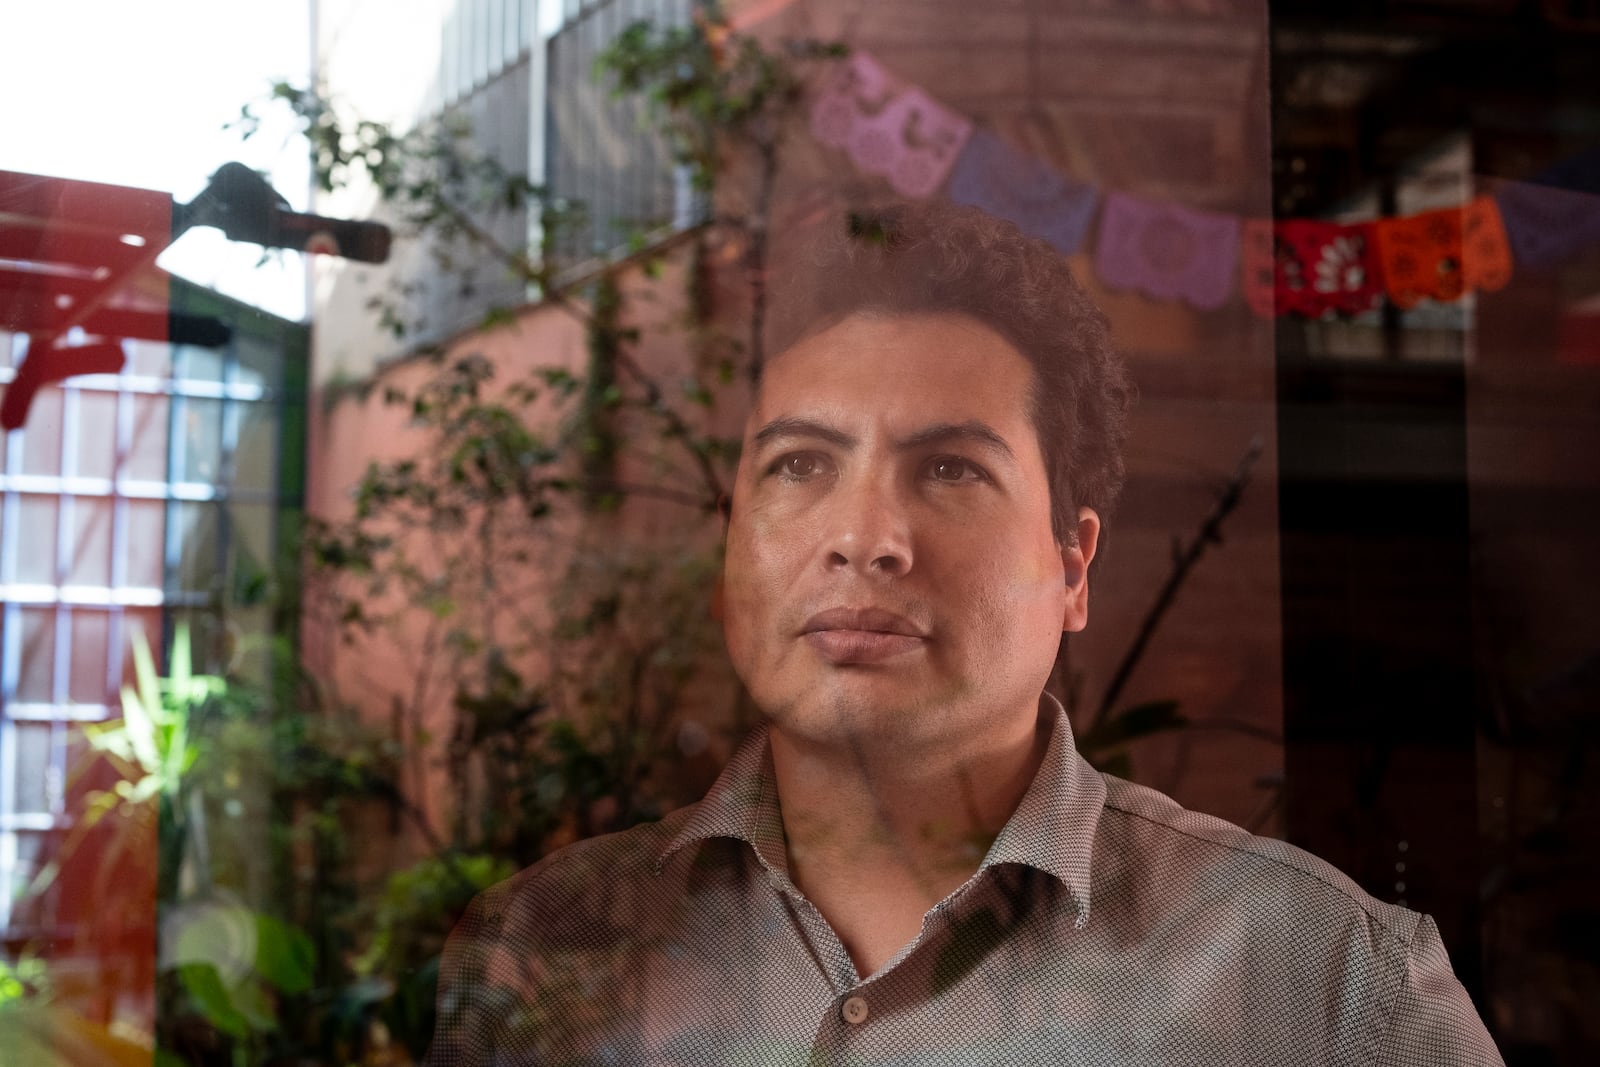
[750,416,1018,462]
[894,420,1017,461]
[751,416,856,449]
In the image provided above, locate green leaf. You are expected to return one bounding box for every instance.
[124,634,163,771]
[118,684,160,777]
[253,914,316,994]
[170,622,193,703]
[227,976,278,1031]
[176,963,251,1038]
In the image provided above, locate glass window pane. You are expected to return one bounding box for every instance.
[173,608,225,674]
[125,338,170,377]
[127,499,165,589]
[17,607,57,702]
[10,722,53,814]
[233,401,278,494]
[121,608,163,685]
[75,391,118,480]
[229,503,275,602]
[8,832,49,927]
[67,496,112,588]
[173,342,224,383]
[233,332,278,393]
[227,604,272,688]
[68,609,111,707]
[19,386,63,476]
[126,393,170,482]
[173,501,221,594]
[16,495,58,584]
[174,398,223,485]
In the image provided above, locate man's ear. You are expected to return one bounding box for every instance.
[1062,507,1101,633]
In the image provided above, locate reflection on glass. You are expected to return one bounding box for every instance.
[126,499,166,589]
[10,722,53,814]
[233,401,279,494]
[174,398,224,485]
[122,609,162,683]
[227,604,272,687]
[19,386,63,477]
[174,609,224,673]
[126,394,171,483]
[234,333,278,392]
[229,502,275,599]
[16,608,57,702]
[68,609,111,707]
[16,495,58,584]
[7,832,46,928]
[174,342,225,384]
[76,391,118,480]
[174,501,221,594]
[67,497,113,588]
[125,338,170,377]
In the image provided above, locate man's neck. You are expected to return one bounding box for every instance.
[767,703,1051,976]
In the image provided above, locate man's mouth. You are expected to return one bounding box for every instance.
[800,608,927,664]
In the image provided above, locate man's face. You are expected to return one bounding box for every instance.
[721,311,1097,755]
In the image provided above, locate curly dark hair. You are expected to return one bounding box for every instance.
[764,198,1135,544]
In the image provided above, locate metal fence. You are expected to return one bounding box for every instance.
[545,0,704,273]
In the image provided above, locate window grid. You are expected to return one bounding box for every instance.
[0,299,297,937]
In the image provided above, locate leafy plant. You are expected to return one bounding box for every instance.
[28,626,222,935]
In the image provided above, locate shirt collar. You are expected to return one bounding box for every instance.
[655,722,793,882]
[979,693,1105,927]
[655,693,1105,924]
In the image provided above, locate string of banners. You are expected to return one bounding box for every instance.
[809,52,1600,317]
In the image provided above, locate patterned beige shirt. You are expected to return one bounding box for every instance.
[426,697,1502,1065]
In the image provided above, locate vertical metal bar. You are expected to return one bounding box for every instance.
[0,823,14,930]
[624,0,642,237]
[163,344,182,651]
[108,341,132,701]
[219,318,242,624]
[0,340,17,937]
[0,337,17,932]
[601,0,617,255]
[54,383,77,832]
[583,8,599,256]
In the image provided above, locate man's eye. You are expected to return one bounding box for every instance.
[926,456,983,483]
[776,453,830,479]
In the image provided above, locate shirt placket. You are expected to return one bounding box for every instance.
[773,874,995,1064]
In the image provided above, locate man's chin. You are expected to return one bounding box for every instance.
[761,682,953,749]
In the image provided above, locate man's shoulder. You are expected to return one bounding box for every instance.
[1096,771,1421,946]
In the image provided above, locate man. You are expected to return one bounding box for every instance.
[425,202,1502,1065]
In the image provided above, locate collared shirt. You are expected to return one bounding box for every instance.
[425,697,1502,1065]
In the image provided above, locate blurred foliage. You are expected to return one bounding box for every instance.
[597,4,845,196]
[12,11,1275,1067]
[212,10,838,1065]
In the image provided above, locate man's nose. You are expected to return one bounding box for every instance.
[822,472,913,577]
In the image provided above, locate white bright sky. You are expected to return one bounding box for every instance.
[0,1,313,321]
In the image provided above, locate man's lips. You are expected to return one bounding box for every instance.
[800,608,927,664]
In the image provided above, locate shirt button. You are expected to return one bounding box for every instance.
[841,996,869,1025]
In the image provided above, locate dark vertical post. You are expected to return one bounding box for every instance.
[1274,331,1484,995]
